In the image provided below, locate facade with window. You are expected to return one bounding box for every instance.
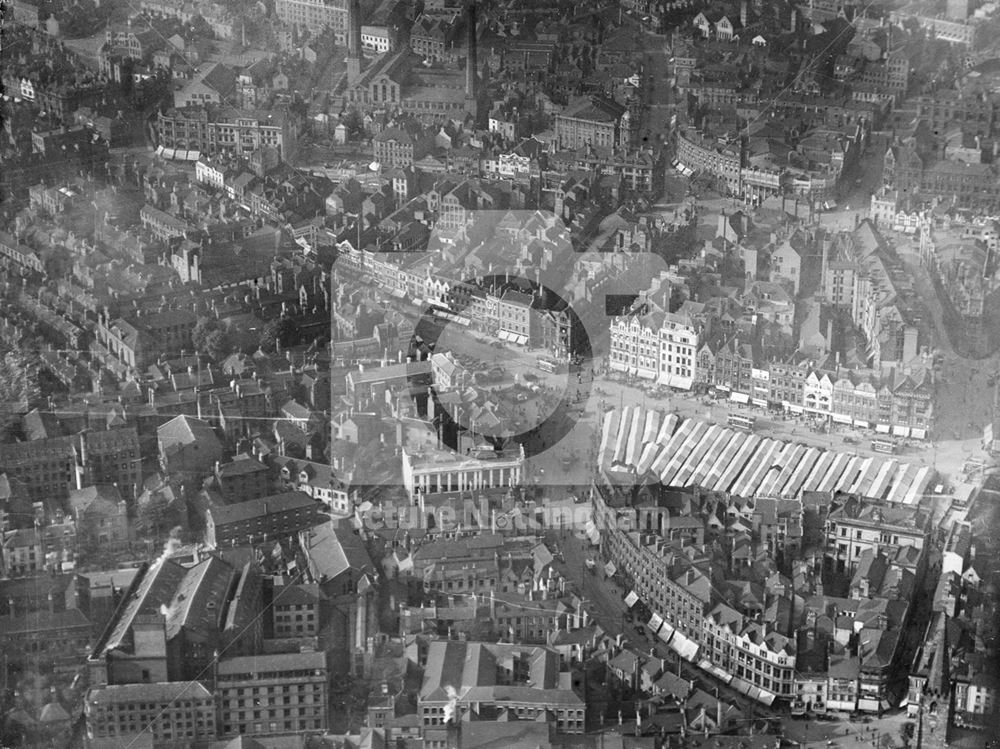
[658,313,700,388]
[419,640,585,733]
[217,651,329,736]
[554,96,626,150]
[272,583,323,638]
[205,491,322,547]
[85,682,216,747]
[825,500,928,574]
[609,309,662,379]
[275,0,348,37]
[497,290,534,342]
[155,106,300,160]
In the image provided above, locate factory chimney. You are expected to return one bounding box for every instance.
[347,0,362,84]
[465,0,479,120]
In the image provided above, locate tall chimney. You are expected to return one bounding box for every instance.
[348,0,361,58]
[346,0,362,84]
[465,0,479,118]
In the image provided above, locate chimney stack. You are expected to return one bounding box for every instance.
[346,0,362,84]
[465,0,479,118]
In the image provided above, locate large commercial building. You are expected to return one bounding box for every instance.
[275,0,348,38]
[154,106,302,161]
[554,96,628,150]
[217,651,330,736]
[343,0,485,123]
[84,682,216,749]
[825,498,930,574]
[401,445,525,499]
[204,491,323,547]
[418,640,585,734]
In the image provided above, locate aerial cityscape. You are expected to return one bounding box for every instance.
[1,0,1000,746]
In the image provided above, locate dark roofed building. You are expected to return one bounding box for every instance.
[554,96,628,150]
[214,455,271,503]
[299,520,375,597]
[216,651,330,736]
[157,415,224,476]
[0,607,92,667]
[205,491,322,547]
[85,681,216,748]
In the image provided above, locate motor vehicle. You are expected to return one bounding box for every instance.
[843,436,857,444]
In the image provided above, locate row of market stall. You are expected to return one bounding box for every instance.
[599,406,935,504]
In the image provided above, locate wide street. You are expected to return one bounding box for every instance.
[587,368,992,490]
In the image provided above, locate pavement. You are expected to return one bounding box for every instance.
[782,712,912,749]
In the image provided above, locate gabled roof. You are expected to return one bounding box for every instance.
[209,491,317,526]
[88,681,214,704]
[68,484,122,516]
[157,414,220,451]
[300,520,375,582]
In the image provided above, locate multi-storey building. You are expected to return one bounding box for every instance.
[272,583,323,638]
[154,106,301,160]
[1,521,76,577]
[204,491,322,547]
[887,12,978,45]
[592,486,712,644]
[0,231,44,274]
[549,147,663,192]
[609,308,662,380]
[554,96,627,150]
[400,445,525,499]
[953,654,997,729]
[768,356,811,411]
[825,498,929,574]
[0,608,92,668]
[85,682,216,748]
[497,290,534,344]
[0,438,76,502]
[409,13,462,61]
[217,651,330,736]
[275,0,348,38]
[78,428,143,499]
[418,640,585,735]
[658,313,700,390]
[727,621,796,703]
[96,308,197,374]
[373,121,430,168]
[88,557,261,686]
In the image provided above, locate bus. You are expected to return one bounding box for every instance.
[537,359,558,374]
[871,439,896,454]
[727,414,756,431]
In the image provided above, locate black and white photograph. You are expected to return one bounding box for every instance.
[1,0,999,746]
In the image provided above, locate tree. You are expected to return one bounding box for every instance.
[0,349,40,415]
[192,317,234,360]
[258,318,297,353]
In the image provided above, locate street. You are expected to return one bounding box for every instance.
[586,368,993,491]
